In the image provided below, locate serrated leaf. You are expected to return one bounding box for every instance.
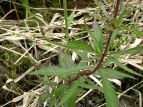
[92,18,104,53]
[42,79,58,86]
[67,91,77,107]
[111,46,143,58]
[31,65,90,79]
[98,68,135,79]
[59,53,76,69]
[50,85,67,97]
[49,85,68,107]
[84,18,104,54]
[74,51,88,61]
[57,80,79,107]
[40,85,67,106]
[79,83,103,92]
[100,72,120,107]
[104,46,143,66]
[31,66,63,76]
[85,23,97,51]
[66,40,94,52]
[79,77,103,92]
[109,57,143,77]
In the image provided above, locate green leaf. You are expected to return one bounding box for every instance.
[59,53,76,69]
[75,51,89,61]
[42,79,58,86]
[114,3,126,27]
[100,72,120,107]
[66,40,94,52]
[79,77,103,92]
[67,91,77,107]
[67,8,76,28]
[22,0,31,18]
[98,68,135,79]
[84,19,104,54]
[50,85,67,97]
[57,80,79,107]
[85,23,96,51]
[92,18,104,53]
[63,0,69,39]
[40,85,67,107]
[112,46,143,58]
[31,52,91,79]
[110,29,119,48]
[110,4,126,48]
[79,83,103,92]
[131,26,143,37]
[31,66,63,76]
[108,57,143,77]
[31,65,90,79]
[49,85,68,107]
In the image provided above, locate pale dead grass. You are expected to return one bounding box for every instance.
[0,0,143,107]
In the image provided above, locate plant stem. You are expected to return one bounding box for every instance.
[63,0,69,40]
[67,0,121,85]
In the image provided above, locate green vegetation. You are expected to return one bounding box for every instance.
[0,0,143,107]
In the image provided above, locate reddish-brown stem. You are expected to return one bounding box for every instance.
[113,0,120,19]
[67,0,121,85]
